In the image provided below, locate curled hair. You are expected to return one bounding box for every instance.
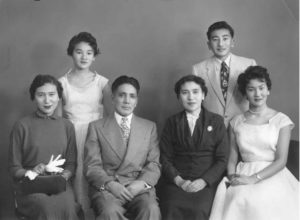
[29,74,63,100]
[111,75,140,94]
[207,21,234,40]
[174,75,208,98]
[237,65,272,95]
[67,32,100,56]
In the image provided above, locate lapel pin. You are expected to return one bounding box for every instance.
[207,125,213,132]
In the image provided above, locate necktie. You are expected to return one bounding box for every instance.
[220,61,229,102]
[120,117,130,144]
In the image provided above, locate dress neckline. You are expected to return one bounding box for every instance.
[65,69,97,89]
[241,112,281,126]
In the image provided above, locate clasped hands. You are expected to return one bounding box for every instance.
[106,180,148,202]
[226,174,258,186]
[174,176,207,193]
[25,155,66,180]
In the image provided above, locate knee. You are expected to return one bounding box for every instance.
[136,198,160,217]
[93,199,124,219]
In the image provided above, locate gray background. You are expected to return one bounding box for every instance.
[0,0,298,219]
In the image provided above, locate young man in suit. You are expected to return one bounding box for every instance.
[84,75,161,220]
[193,21,256,127]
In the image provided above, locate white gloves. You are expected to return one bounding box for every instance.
[45,154,65,173]
[25,170,39,180]
[25,155,66,181]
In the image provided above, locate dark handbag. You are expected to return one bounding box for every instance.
[18,175,66,195]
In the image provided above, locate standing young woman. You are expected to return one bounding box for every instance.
[209,66,299,220]
[59,32,111,218]
[9,75,79,220]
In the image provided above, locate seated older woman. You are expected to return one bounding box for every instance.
[8,75,80,220]
[158,75,229,220]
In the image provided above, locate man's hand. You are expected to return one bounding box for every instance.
[126,180,147,197]
[106,181,134,202]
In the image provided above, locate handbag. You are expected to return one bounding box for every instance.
[18,174,66,195]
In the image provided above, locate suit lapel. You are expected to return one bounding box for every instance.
[102,115,127,160]
[226,54,238,108]
[206,58,225,107]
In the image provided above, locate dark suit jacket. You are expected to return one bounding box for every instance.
[160,108,229,186]
[84,114,161,199]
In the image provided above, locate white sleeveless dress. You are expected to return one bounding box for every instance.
[59,71,108,218]
[209,112,299,220]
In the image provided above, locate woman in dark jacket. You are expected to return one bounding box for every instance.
[159,75,229,220]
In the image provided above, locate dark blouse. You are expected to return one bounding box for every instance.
[160,108,229,186]
[9,111,77,181]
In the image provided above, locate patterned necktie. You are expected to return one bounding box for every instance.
[120,117,130,144]
[220,61,229,102]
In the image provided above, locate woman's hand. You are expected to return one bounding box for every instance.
[45,155,65,173]
[185,178,207,192]
[32,163,46,175]
[230,174,258,186]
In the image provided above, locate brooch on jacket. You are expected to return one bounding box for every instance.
[207,125,213,132]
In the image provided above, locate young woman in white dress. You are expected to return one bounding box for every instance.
[209,65,299,220]
[59,32,112,219]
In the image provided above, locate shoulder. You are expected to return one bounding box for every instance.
[270,112,294,130]
[193,57,212,70]
[203,108,225,125]
[232,54,256,65]
[134,115,156,128]
[94,72,109,86]
[229,114,244,129]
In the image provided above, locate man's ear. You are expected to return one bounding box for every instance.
[207,41,211,50]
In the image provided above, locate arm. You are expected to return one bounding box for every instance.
[61,122,77,180]
[136,123,161,186]
[102,83,113,117]
[231,125,292,186]
[84,122,115,189]
[8,121,28,180]
[227,124,239,179]
[200,119,229,186]
[160,119,181,183]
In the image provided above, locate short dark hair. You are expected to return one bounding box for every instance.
[29,74,63,100]
[67,32,100,56]
[111,75,140,94]
[207,21,234,40]
[174,75,208,98]
[237,66,272,95]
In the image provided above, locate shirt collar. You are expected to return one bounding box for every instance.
[185,110,201,121]
[214,53,231,67]
[114,112,133,128]
[35,110,58,120]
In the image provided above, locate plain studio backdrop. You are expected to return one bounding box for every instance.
[0,0,298,219]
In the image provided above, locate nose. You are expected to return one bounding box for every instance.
[254,89,260,96]
[218,39,224,46]
[124,95,130,103]
[44,95,50,103]
[187,92,193,100]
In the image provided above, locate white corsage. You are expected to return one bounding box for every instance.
[207,125,213,132]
